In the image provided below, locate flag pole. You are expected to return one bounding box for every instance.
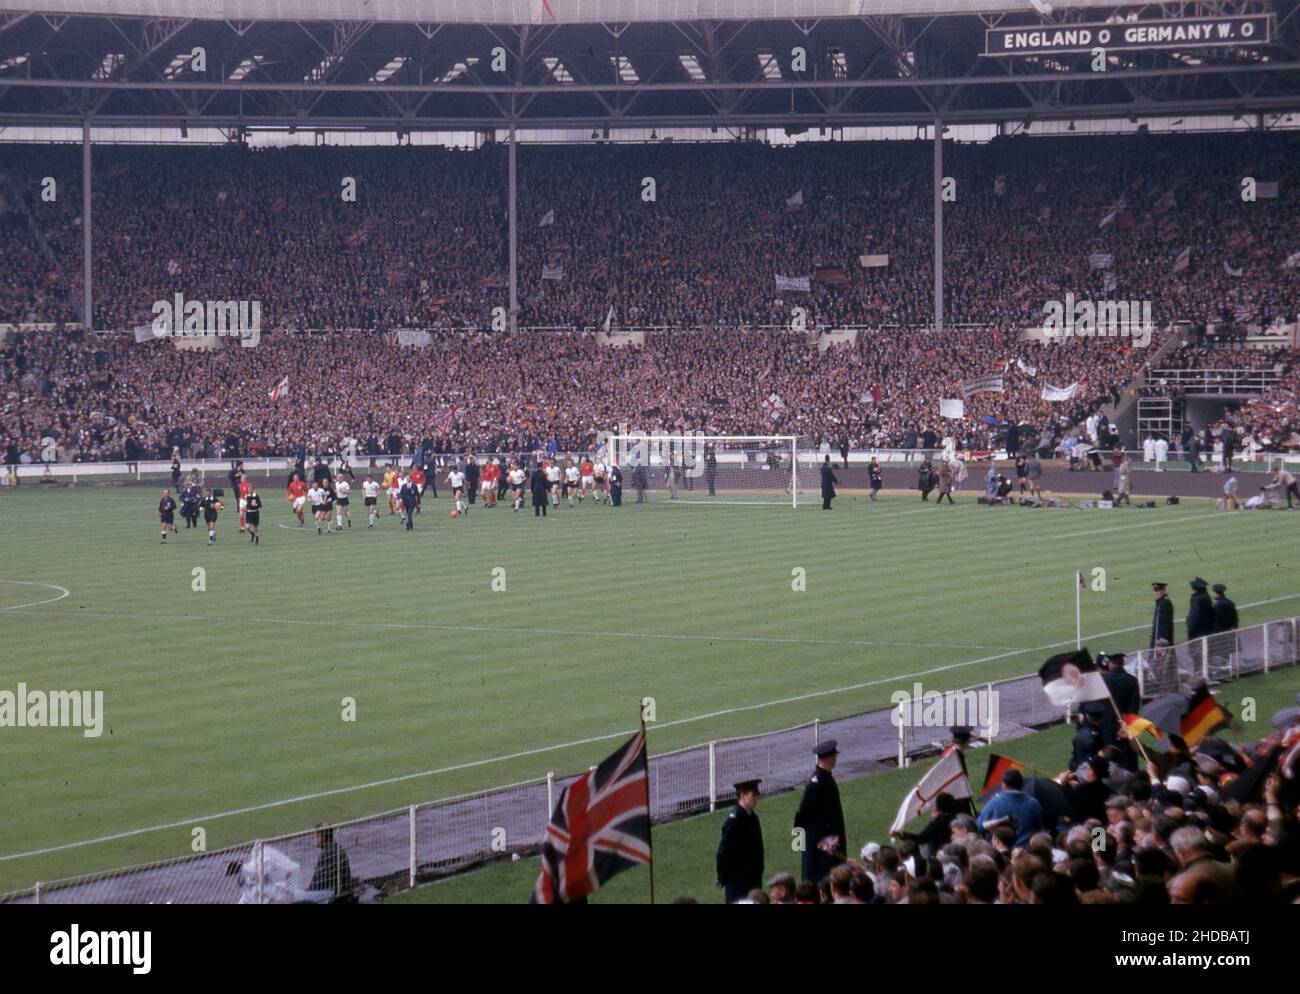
[641,713,656,906]
[1075,571,1083,649]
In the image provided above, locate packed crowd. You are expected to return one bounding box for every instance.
[2,324,1149,464]
[2,130,1300,332]
[709,688,1300,906]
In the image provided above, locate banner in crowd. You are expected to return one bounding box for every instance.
[961,375,1004,398]
[813,267,849,284]
[1284,251,1300,271]
[1171,246,1191,274]
[133,325,161,343]
[1103,271,1118,293]
[1256,181,1279,199]
[386,329,432,348]
[1088,252,1113,270]
[541,264,564,281]
[775,275,811,292]
[538,209,555,227]
[1016,358,1037,377]
[858,254,890,268]
[890,747,972,835]
[1041,382,1080,402]
[939,398,965,419]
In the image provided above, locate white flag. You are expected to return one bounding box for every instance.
[539,209,555,227]
[1088,252,1113,271]
[940,398,965,419]
[541,264,564,281]
[1016,358,1037,377]
[890,748,973,835]
[602,305,615,333]
[1283,250,1300,271]
[269,374,290,403]
[785,190,803,208]
[1041,382,1079,402]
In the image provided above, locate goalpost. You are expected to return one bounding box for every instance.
[605,433,823,507]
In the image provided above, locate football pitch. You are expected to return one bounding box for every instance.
[1,483,1297,894]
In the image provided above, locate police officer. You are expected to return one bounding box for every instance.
[1099,651,1140,715]
[793,740,846,883]
[820,455,838,511]
[716,779,764,903]
[1186,577,1215,641]
[1150,582,1174,647]
[703,444,718,497]
[1211,583,1239,633]
[609,462,623,507]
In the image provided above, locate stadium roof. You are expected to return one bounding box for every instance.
[0,1,1297,132]
[0,1,1171,26]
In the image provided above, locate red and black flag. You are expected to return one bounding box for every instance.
[531,730,652,904]
[1038,648,1109,708]
[980,754,1025,799]
[1181,684,1230,746]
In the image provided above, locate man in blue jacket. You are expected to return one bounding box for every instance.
[976,769,1044,848]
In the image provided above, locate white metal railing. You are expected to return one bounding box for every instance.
[1145,367,1284,394]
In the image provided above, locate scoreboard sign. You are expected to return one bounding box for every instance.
[985,14,1273,57]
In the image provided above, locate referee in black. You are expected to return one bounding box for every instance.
[530,462,550,516]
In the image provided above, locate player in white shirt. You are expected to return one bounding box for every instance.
[563,459,581,507]
[334,478,352,529]
[592,459,608,505]
[508,463,526,511]
[361,476,381,527]
[307,484,325,534]
[447,467,468,516]
[545,460,562,508]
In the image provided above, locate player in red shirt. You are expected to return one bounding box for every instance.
[409,466,426,513]
[237,474,254,532]
[481,460,500,508]
[286,474,308,526]
[579,458,595,502]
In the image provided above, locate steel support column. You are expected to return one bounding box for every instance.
[933,117,943,335]
[81,118,92,331]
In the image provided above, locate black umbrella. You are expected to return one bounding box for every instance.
[1023,776,1072,831]
[1142,692,1190,737]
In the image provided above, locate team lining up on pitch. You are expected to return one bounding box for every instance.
[154,453,631,544]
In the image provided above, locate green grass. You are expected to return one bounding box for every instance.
[387,670,1300,904]
[0,483,1297,895]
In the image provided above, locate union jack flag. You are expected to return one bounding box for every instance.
[268,374,289,403]
[531,730,652,904]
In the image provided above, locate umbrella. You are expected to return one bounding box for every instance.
[1273,706,1300,730]
[1023,776,1072,832]
[1142,692,1190,737]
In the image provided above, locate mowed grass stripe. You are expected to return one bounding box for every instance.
[0,488,1295,890]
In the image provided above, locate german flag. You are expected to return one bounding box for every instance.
[1123,713,1169,752]
[981,754,1025,799]
[1181,684,1230,746]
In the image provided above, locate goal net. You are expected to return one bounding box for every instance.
[606,434,823,507]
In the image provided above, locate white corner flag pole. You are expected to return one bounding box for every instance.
[1075,570,1083,649]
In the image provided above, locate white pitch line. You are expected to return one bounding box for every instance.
[0,580,71,611]
[1052,510,1233,539]
[5,588,1297,865]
